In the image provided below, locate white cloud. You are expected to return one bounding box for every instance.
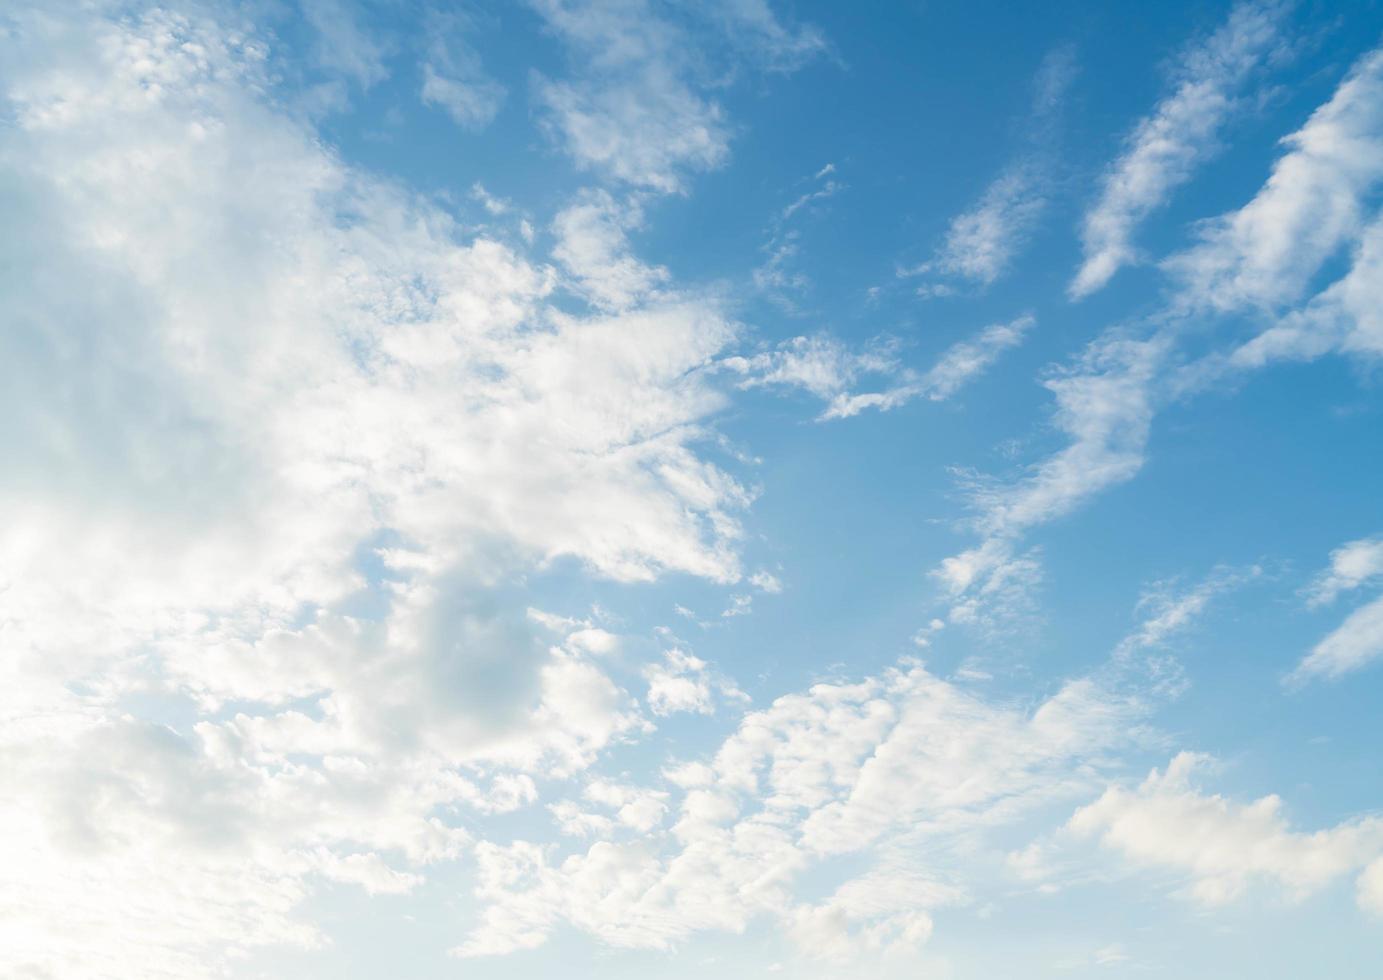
[1305,536,1383,606]
[0,2,760,974]
[1359,857,1383,916]
[932,540,1045,634]
[1093,943,1132,967]
[732,317,1032,424]
[781,177,843,220]
[301,0,389,87]
[418,9,505,127]
[1117,564,1261,658]
[1164,44,1383,312]
[551,189,669,310]
[1286,536,1383,682]
[528,0,822,193]
[913,167,1047,288]
[981,336,1165,537]
[753,233,809,298]
[824,315,1035,418]
[1071,752,1383,907]
[1071,0,1288,297]
[704,0,826,72]
[725,334,897,403]
[534,68,728,193]
[549,780,671,838]
[643,648,746,716]
[939,46,1383,626]
[311,849,424,895]
[750,570,783,593]
[937,44,1383,627]
[471,181,510,215]
[1292,594,1383,683]
[932,334,1165,622]
[752,165,843,303]
[420,10,508,127]
[585,779,670,832]
[905,47,1074,294]
[1230,208,1383,368]
[455,661,1137,958]
[788,870,962,961]
[421,62,504,129]
[644,649,715,716]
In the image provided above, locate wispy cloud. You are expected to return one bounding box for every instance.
[912,168,1047,288]
[1304,536,1383,607]
[781,175,843,221]
[753,164,845,305]
[724,334,898,402]
[1070,0,1290,298]
[529,0,824,193]
[823,314,1035,418]
[932,332,1167,624]
[1162,42,1383,313]
[1116,564,1262,660]
[903,46,1075,294]
[1290,534,1383,683]
[725,315,1033,422]
[940,42,1383,630]
[1293,595,1383,682]
[301,0,390,87]
[419,11,506,129]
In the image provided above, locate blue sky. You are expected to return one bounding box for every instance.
[3,0,1383,976]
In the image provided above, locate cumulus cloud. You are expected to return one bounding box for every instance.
[1071,752,1383,907]
[643,647,746,716]
[0,2,756,974]
[455,661,1137,958]
[1359,857,1383,916]
[1071,0,1289,297]
[788,870,963,962]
